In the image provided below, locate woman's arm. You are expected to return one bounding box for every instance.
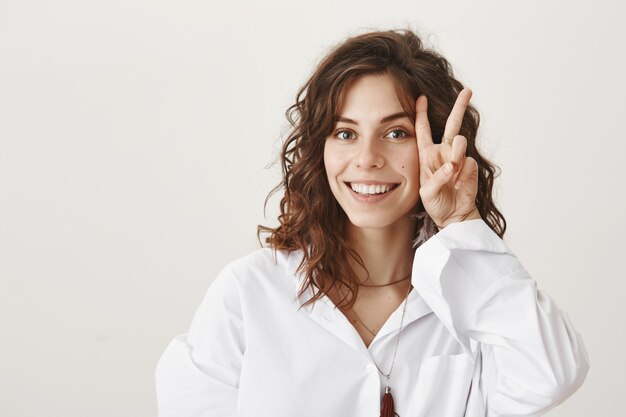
[155,264,244,417]
[412,218,590,416]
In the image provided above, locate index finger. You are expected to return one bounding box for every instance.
[415,95,433,150]
[443,88,473,141]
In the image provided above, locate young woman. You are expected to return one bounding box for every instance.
[155,29,589,417]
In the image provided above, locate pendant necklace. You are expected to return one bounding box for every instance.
[345,274,413,417]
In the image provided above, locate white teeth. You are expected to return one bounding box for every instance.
[350,183,395,195]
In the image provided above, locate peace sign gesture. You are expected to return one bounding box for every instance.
[415,88,482,230]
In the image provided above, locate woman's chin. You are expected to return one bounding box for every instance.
[344,212,405,230]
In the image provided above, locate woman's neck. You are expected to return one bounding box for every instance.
[344,215,416,287]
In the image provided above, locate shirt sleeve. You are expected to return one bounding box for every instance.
[155,264,245,417]
[411,218,590,416]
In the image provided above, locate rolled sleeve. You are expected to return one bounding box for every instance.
[155,264,245,417]
[412,219,590,416]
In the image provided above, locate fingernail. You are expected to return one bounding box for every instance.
[444,163,452,174]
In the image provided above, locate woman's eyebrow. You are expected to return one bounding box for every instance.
[334,112,411,125]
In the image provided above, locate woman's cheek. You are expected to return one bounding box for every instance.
[398,153,419,173]
[325,147,350,170]
[398,156,421,194]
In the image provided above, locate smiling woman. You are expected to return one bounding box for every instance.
[155,28,590,417]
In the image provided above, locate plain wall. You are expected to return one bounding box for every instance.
[1,0,624,415]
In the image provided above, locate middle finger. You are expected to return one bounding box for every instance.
[443,88,473,142]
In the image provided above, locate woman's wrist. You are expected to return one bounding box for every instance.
[435,209,482,231]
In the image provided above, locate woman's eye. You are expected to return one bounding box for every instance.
[386,129,408,139]
[335,130,355,140]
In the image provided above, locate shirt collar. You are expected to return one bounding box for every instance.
[287,247,434,355]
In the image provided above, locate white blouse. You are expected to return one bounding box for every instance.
[155,219,589,417]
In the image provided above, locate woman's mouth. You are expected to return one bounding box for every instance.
[344,182,400,204]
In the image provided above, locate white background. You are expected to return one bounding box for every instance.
[1,0,624,415]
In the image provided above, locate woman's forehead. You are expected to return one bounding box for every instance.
[334,74,415,122]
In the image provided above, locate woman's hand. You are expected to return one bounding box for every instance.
[415,88,481,230]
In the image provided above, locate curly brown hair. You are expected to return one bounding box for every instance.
[257,28,506,311]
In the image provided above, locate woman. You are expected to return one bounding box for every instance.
[155,29,589,417]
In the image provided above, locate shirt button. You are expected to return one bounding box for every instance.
[366,363,377,374]
[322,313,333,322]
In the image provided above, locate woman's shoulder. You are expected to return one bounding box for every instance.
[223,247,294,274]
[215,247,305,292]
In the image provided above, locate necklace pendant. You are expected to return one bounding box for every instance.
[380,386,399,417]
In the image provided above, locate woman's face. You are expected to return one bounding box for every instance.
[324,73,421,229]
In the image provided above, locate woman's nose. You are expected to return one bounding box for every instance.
[354,137,385,168]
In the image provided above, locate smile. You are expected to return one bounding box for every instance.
[344,182,400,204]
